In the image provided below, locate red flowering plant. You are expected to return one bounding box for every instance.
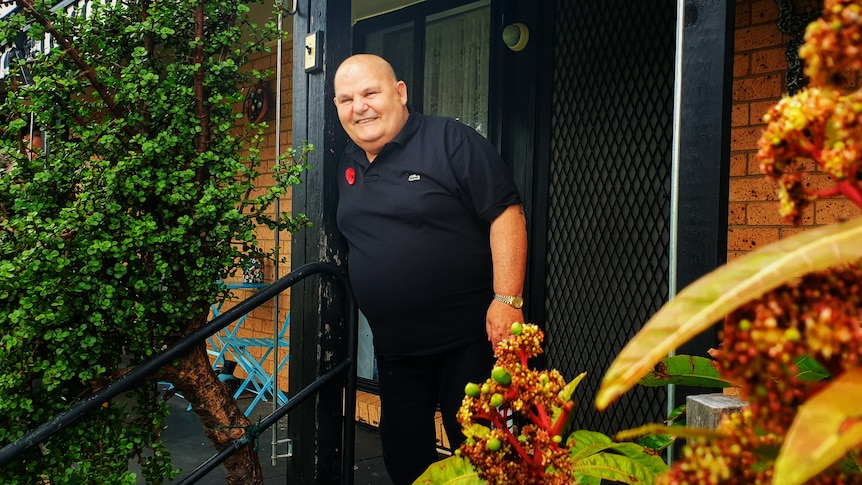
[594,1,862,484]
[414,322,667,485]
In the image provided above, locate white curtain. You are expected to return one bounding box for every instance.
[424,4,490,137]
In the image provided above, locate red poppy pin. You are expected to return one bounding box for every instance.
[345,167,356,185]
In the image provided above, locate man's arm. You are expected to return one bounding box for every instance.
[486,203,528,347]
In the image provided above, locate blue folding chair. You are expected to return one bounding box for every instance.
[225,313,290,415]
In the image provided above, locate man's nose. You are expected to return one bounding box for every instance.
[352,97,367,113]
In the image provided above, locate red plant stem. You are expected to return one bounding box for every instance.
[536,402,551,429]
[793,134,820,159]
[525,409,543,427]
[531,441,546,475]
[550,401,575,437]
[474,410,532,463]
[504,430,532,463]
[804,179,862,208]
[806,186,843,198]
[838,179,862,208]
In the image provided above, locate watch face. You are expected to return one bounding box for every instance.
[512,296,524,309]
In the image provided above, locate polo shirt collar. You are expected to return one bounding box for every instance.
[390,107,420,147]
[345,107,420,165]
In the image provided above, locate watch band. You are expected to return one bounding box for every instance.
[493,293,524,309]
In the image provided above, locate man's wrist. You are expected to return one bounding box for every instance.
[493,293,524,309]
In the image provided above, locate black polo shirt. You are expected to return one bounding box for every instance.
[336,111,521,357]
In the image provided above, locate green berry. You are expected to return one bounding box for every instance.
[552,435,562,444]
[491,366,512,386]
[510,321,523,336]
[490,392,504,408]
[487,437,502,451]
[481,383,491,394]
[784,327,801,341]
[464,382,481,398]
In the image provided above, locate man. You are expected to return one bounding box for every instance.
[333,54,527,484]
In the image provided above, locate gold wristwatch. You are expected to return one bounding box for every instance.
[493,293,524,309]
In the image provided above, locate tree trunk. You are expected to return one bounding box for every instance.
[161,343,264,485]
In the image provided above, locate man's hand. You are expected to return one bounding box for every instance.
[486,300,525,348]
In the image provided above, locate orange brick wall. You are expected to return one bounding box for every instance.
[209,40,295,391]
[730,0,862,260]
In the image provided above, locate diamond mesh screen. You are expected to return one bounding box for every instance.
[545,0,676,435]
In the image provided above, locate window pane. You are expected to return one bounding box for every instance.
[424,2,490,137]
[365,22,414,93]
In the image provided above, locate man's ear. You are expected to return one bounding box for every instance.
[396,80,408,105]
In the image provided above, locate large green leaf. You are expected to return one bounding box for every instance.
[568,430,668,484]
[412,455,486,485]
[596,216,862,410]
[638,355,731,388]
[773,367,862,485]
[567,429,614,461]
[795,355,831,382]
[572,451,665,485]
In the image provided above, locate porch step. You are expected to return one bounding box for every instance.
[356,391,451,451]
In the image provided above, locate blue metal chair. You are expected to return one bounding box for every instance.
[180,282,287,416]
[225,313,290,415]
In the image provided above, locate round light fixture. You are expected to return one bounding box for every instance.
[502,23,529,52]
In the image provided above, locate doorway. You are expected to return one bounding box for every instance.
[351,0,493,384]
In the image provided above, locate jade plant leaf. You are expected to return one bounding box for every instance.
[596,216,862,410]
[638,354,731,388]
[773,367,862,485]
[412,455,486,485]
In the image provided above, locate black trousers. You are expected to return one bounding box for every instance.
[376,339,496,485]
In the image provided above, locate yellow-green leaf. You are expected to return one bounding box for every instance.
[773,367,862,485]
[596,216,862,410]
[413,455,486,485]
[572,451,664,485]
[615,423,727,443]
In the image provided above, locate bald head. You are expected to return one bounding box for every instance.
[335,54,398,85]
[333,55,409,161]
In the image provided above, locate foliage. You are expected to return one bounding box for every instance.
[414,323,667,485]
[0,0,309,482]
[638,354,731,389]
[634,354,732,453]
[596,1,862,483]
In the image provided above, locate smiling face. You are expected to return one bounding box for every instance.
[333,55,409,161]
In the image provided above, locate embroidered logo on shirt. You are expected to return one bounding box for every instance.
[407,173,421,182]
[345,167,356,185]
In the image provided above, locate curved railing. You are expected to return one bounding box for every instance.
[0,261,358,485]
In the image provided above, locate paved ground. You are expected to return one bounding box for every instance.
[132,390,392,485]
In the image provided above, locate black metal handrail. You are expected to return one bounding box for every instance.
[0,261,358,485]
